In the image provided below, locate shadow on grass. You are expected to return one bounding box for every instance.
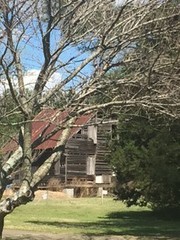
[26,210,180,238]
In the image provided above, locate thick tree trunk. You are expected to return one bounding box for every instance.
[0,188,35,239]
[0,213,5,239]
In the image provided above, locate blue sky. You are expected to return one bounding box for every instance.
[0,14,94,93]
[20,27,93,89]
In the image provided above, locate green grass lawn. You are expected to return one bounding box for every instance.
[5,197,180,238]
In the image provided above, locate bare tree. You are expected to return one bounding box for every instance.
[0,0,179,237]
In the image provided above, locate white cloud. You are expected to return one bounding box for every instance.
[115,0,127,6]
[23,69,40,88]
[0,69,62,94]
[115,0,149,7]
[23,69,62,90]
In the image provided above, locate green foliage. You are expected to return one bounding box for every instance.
[46,88,76,109]
[109,115,180,210]
[0,90,22,145]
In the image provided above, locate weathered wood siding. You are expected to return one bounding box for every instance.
[60,133,96,183]
[10,115,114,189]
[95,122,112,176]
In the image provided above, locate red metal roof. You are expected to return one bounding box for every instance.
[1,137,19,154]
[1,109,93,153]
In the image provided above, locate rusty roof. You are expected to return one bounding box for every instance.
[1,109,94,153]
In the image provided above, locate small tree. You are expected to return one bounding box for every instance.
[0,0,179,237]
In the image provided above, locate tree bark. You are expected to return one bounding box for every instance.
[0,213,5,239]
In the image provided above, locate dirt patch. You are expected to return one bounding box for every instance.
[3,229,179,240]
[2,189,70,201]
[3,229,133,240]
[34,190,70,201]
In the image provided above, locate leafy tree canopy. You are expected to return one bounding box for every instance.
[109,114,180,210]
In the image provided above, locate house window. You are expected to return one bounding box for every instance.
[54,159,60,175]
[54,154,66,176]
[86,156,95,175]
[88,125,97,144]
[77,129,82,134]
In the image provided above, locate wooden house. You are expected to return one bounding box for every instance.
[2,109,113,195]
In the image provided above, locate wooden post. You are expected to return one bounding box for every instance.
[65,157,67,185]
[101,188,104,204]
